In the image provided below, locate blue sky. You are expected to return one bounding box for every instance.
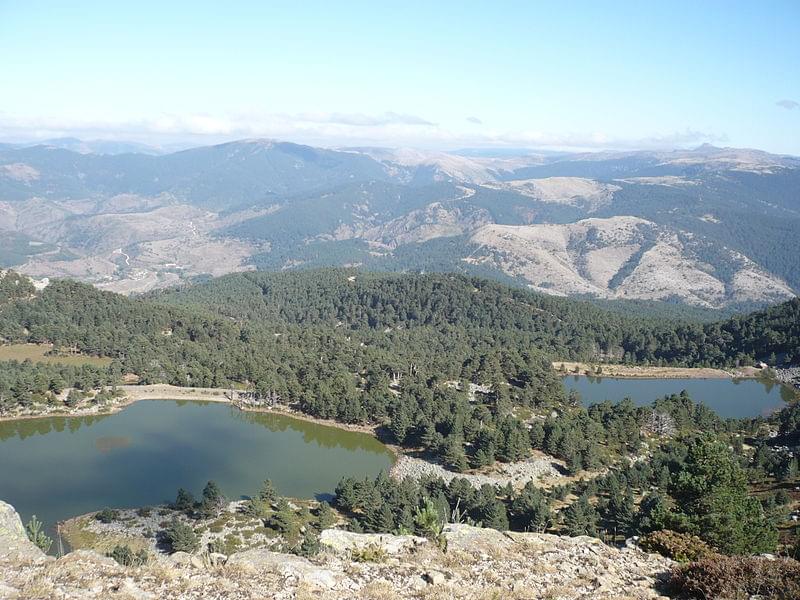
[1,1,799,153]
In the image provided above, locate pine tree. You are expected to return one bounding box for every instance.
[199,480,226,519]
[256,479,277,504]
[315,502,336,530]
[268,498,296,534]
[510,482,552,532]
[174,488,195,514]
[366,502,395,533]
[164,518,199,553]
[25,515,52,553]
[563,495,598,537]
[442,437,468,472]
[635,492,672,534]
[389,405,412,444]
[606,488,635,538]
[481,498,509,531]
[296,529,320,557]
[672,436,777,554]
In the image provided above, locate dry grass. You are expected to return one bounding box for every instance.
[0,343,112,367]
[60,516,150,555]
[358,580,404,600]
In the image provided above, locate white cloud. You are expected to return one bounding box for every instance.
[466,116,483,125]
[777,99,800,110]
[295,112,435,126]
[0,110,728,152]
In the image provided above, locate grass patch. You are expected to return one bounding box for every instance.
[0,344,113,367]
[60,516,150,555]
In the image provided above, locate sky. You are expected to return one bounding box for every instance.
[1,1,799,153]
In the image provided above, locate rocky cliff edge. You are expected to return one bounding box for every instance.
[0,500,672,599]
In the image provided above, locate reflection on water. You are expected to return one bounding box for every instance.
[0,400,393,538]
[94,435,131,453]
[0,412,114,442]
[563,376,794,419]
[233,409,382,453]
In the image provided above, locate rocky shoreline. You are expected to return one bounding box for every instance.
[775,367,800,390]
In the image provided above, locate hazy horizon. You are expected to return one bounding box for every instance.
[1,1,798,154]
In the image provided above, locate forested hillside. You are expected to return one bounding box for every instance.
[157,269,800,367]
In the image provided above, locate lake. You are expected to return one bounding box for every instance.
[0,400,394,536]
[562,376,794,419]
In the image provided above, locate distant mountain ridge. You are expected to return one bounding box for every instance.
[0,138,797,309]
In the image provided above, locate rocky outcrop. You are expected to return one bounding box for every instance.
[0,501,673,599]
[0,500,51,565]
[319,529,427,554]
[391,454,561,488]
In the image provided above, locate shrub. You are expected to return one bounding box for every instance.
[295,530,320,557]
[667,555,800,599]
[136,506,152,518]
[25,515,52,553]
[640,530,715,562]
[95,508,119,523]
[207,539,225,554]
[107,544,148,567]
[164,518,199,553]
[351,543,387,563]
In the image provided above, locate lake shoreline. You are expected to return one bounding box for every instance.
[552,361,761,380]
[0,384,389,445]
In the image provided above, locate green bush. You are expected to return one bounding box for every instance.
[95,508,119,523]
[351,543,387,563]
[295,529,320,557]
[107,544,148,567]
[639,530,715,562]
[164,518,199,553]
[667,555,800,599]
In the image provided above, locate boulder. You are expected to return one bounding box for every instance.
[226,549,339,588]
[442,523,513,553]
[320,529,427,555]
[166,551,194,567]
[0,499,50,563]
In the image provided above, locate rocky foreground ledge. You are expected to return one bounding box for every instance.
[0,500,672,599]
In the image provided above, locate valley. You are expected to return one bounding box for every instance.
[1,266,799,598]
[1,141,797,308]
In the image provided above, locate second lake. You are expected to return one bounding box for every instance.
[562,376,794,419]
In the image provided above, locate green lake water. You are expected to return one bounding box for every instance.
[562,376,795,418]
[0,400,393,535]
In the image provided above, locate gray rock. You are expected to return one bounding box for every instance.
[320,529,427,555]
[0,500,26,539]
[0,499,49,563]
[443,523,512,552]
[227,549,338,588]
[189,554,205,569]
[166,551,194,567]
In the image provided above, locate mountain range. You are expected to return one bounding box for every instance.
[0,139,797,309]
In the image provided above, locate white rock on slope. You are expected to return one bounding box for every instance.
[468,216,794,308]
